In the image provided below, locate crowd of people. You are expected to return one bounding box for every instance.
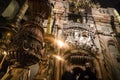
[62,62,97,80]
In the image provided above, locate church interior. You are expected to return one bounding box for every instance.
[0,0,120,80]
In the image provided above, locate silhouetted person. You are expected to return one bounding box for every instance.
[84,62,97,80]
[62,67,74,80]
[73,67,84,80]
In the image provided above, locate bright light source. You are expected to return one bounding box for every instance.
[7,32,11,36]
[57,40,64,48]
[3,51,7,55]
[53,55,64,61]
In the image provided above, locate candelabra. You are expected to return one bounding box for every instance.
[1,0,51,80]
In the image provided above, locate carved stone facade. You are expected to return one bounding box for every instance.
[0,0,120,80]
[46,0,120,80]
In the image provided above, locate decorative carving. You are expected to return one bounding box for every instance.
[63,26,97,53]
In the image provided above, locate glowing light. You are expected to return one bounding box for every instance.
[3,51,7,55]
[7,32,11,36]
[53,55,64,61]
[57,40,64,48]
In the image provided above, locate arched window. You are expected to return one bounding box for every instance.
[2,0,19,20]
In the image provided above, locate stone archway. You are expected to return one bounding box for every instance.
[61,49,101,80]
